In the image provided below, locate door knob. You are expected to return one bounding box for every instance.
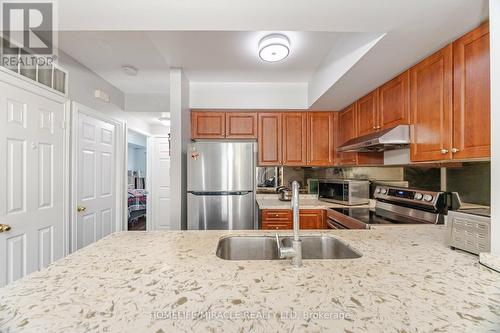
[0,224,12,233]
[440,149,449,154]
[451,148,460,153]
[77,206,87,213]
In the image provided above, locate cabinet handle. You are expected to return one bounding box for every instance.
[451,148,460,153]
[440,149,449,155]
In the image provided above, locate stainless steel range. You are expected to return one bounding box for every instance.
[326,186,448,229]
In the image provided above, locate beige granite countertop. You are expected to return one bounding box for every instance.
[1,226,499,333]
[256,194,375,210]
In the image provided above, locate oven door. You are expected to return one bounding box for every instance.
[326,216,348,229]
[318,181,348,203]
[326,209,367,229]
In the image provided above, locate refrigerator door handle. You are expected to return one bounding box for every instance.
[188,191,252,196]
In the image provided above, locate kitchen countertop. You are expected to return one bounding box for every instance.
[256,194,374,210]
[1,226,499,332]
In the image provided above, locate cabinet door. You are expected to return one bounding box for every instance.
[379,71,410,130]
[191,111,225,138]
[307,112,335,166]
[299,210,324,229]
[282,112,307,166]
[225,112,257,139]
[338,104,358,165]
[258,113,282,166]
[410,45,453,162]
[261,209,292,230]
[453,23,490,159]
[356,89,379,136]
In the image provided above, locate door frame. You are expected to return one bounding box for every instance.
[124,126,153,231]
[0,68,71,257]
[70,102,126,253]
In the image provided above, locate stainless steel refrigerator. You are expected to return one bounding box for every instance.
[187,141,256,230]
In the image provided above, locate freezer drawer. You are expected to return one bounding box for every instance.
[188,192,255,230]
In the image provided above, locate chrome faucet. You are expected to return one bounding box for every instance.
[275,181,302,268]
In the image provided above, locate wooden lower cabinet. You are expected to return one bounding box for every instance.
[261,209,325,230]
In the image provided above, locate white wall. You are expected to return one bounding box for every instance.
[190,82,308,109]
[169,68,190,229]
[490,0,500,257]
[57,50,153,134]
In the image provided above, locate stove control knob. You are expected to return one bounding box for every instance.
[381,188,388,194]
[376,188,381,194]
[414,193,423,200]
[423,194,434,202]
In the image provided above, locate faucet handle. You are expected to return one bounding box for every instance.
[275,233,296,259]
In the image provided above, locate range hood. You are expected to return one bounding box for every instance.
[337,125,410,153]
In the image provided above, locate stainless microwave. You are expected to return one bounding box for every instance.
[318,179,370,206]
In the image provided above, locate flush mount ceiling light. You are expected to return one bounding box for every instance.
[158,112,170,126]
[258,34,290,62]
[122,65,138,76]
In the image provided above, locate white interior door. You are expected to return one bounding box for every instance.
[0,81,66,287]
[75,112,116,249]
[151,137,171,230]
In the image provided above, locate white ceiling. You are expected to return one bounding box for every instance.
[56,0,489,112]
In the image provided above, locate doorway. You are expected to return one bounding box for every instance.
[127,130,148,231]
[72,103,123,251]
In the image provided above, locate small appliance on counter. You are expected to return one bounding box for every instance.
[318,179,370,206]
[447,208,491,255]
[326,185,447,229]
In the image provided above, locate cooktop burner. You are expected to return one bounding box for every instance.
[330,207,433,225]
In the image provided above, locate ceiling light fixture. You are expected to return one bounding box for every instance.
[158,113,170,126]
[122,65,138,76]
[258,34,290,62]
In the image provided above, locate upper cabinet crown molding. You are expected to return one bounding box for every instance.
[452,22,490,159]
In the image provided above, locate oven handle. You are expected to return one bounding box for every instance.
[326,217,348,229]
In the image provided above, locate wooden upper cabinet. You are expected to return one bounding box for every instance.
[307,112,336,166]
[338,104,358,165]
[225,112,257,139]
[379,70,410,130]
[453,22,491,159]
[282,112,307,166]
[258,113,282,166]
[356,89,379,136]
[191,111,225,138]
[410,44,453,162]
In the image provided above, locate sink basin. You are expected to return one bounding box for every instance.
[216,235,362,260]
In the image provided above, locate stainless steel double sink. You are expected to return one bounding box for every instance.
[216,235,362,260]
